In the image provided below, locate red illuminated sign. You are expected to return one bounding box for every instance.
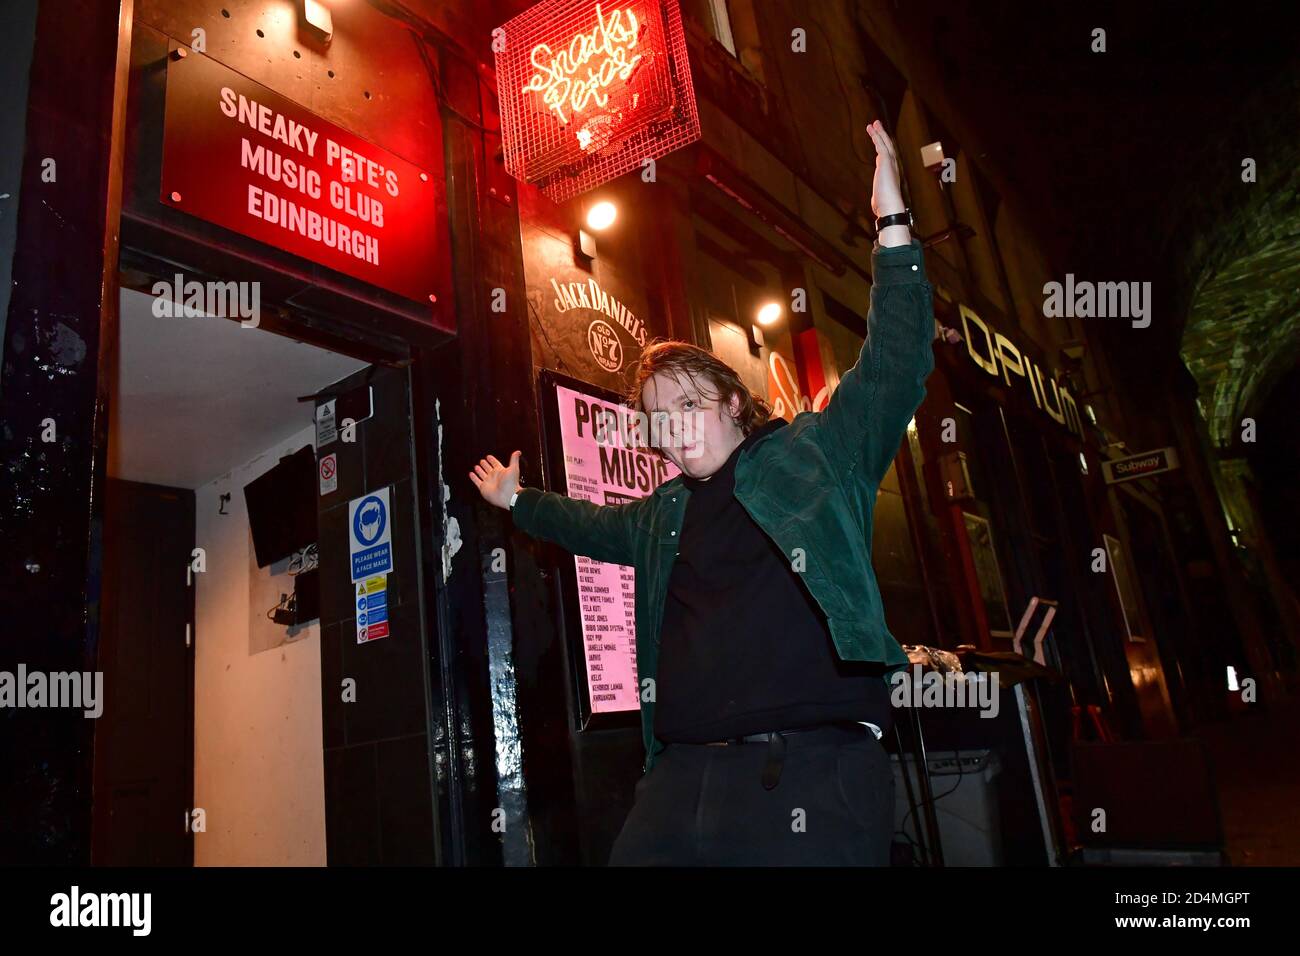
[160,51,439,304]
[494,0,701,202]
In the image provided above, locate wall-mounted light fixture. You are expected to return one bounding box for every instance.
[585,200,617,231]
[1060,339,1087,362]
[920,141,945,172]
[576,200,617,261]
[302,0,334,44]
[756,301,782,326]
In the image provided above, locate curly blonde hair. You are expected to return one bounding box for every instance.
[625,338,772,436]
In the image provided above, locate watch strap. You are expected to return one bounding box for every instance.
[875,209,913,231]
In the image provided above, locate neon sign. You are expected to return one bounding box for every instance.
[959,302,1082,435]
[495,0,700,202]
[522,5,645,125]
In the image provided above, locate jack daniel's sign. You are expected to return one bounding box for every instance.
[550,276,646,373]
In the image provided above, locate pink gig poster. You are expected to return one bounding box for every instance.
[555,384,679,713]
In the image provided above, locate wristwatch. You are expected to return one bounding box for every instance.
[875,208,913,232]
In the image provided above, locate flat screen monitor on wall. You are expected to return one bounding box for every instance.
[243,444,318,568]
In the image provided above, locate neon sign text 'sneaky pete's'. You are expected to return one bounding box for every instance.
[522,4,644,124]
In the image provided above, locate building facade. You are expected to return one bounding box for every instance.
[0,0,1268,866]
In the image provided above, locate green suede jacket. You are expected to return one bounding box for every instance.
[512,238,936,774]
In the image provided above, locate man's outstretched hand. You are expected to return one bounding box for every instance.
[469,451,522,510]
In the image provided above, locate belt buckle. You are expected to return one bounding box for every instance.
[761,731,786,790]
[701,731,787,789]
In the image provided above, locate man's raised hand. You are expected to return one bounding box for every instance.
[867,120,904,217]
[469,450,522,510]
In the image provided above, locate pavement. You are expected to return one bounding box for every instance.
[1192,695,1300,866]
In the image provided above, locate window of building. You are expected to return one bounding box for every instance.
[682,0,737,56]
[963,512,1015,641]
[1104,532,1146,642]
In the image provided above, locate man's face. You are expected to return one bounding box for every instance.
[641,370,746,479]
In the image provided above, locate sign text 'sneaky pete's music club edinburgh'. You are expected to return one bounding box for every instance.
[159,50,439,303]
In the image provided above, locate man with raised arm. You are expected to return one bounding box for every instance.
[471,123,935,866]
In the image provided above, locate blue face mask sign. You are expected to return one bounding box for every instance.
[348,488,394,582]
[354,497,386,545]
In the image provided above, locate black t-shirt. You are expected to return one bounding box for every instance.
[653,417,894,744]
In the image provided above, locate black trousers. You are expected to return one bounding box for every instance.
[608,724,894,866]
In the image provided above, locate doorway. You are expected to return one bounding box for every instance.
[96,287,371,864]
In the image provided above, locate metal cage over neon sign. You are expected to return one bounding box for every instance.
[494,0,701,202]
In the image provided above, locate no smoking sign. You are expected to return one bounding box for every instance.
[319,452,338,496]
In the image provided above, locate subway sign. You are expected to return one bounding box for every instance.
[1102,447,1180,484]
[959,303,1083,436]
[493,0,701,202]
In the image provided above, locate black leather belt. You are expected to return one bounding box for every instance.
[700,720,872,747]
[690,721,874,791]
